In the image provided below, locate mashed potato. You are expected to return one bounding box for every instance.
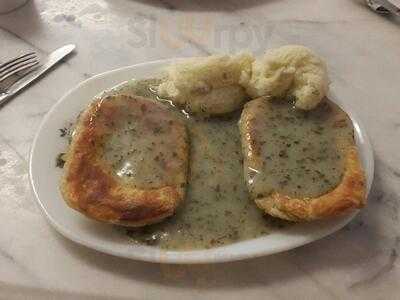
[158,53,254,115]
[240,45,329,110]
[158,46,329,113]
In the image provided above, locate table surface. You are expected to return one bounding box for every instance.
[0,0,399,299]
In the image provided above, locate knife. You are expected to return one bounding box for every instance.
[367,0,400,17]
[0,44,76,106]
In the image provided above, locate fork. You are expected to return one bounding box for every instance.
[0,52,39,83]
[0,44,75,107]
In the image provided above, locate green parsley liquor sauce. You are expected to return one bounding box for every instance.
[100,78,289,250]
[242,98,354,200]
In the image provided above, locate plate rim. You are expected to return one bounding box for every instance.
[29,59,374,264]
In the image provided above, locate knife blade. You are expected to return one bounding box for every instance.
[0,44,76,106]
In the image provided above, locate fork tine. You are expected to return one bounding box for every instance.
[0,59,39,82]
[0,57,39,80]
[0,54,37,77]
[0,53,37,75]
[0,52,36,73]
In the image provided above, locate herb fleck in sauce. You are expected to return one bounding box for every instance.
[56,153,66,168]
[243,98,354,199]
[103,79,289,250]
[101,98,184,189]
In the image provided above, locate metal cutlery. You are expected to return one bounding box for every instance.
[0,52,39,82]
[0,44,76,107]
[367,0,400,17]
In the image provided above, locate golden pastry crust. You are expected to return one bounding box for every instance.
[239,97,366,221]
[60,95,189,227]
[255,148,366,221]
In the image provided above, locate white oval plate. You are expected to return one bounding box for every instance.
[29,59,374,264]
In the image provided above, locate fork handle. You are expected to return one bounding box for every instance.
[0,92,10,107]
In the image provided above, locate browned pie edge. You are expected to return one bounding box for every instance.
[60,95,189,227]
[254,148,365,221]
[240,97,366,222]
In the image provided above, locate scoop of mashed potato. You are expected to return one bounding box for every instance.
[240,45,329,110]
[158,53,254,115]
